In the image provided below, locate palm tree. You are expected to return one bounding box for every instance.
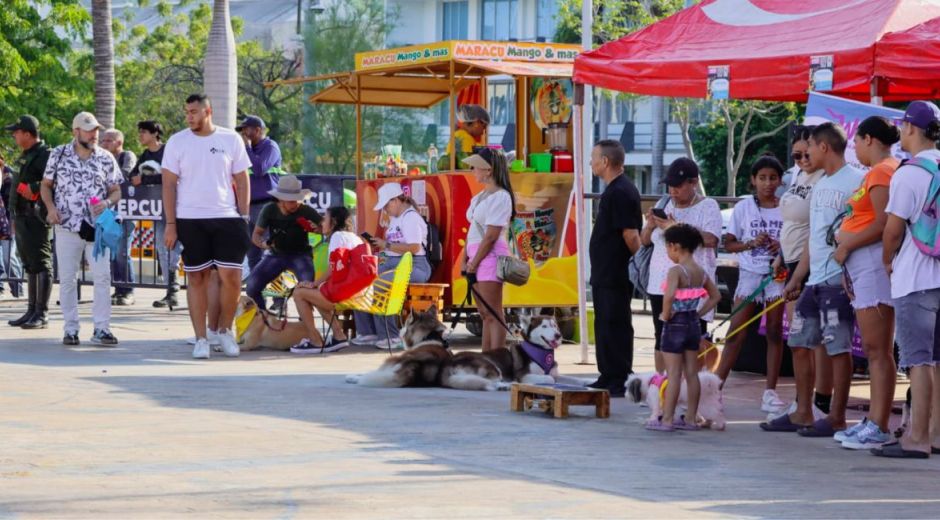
[205,0,237,128]
[91,0,115,128]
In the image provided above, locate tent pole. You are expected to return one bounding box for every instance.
[576,0,593,366]
[356,74,362,179]
[870,77,883,106]
[449,60,456,171]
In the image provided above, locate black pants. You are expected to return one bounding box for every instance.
[649,294,708,351]
[592,284,634,385]
[13,214,52,274]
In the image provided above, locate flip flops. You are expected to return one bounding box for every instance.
[870,442,930,459]
[797,418,843,438]
[759,413,806,432]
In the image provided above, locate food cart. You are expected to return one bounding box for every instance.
[303,40,585,321]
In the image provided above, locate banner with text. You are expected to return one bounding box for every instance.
[805,92,906,170]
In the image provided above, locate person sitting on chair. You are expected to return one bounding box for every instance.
[291,206,369,355]
[351,182,432,351]
[245,175,322,312]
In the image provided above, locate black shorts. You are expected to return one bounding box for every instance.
[177,218,250,272]
[661,311,702,354]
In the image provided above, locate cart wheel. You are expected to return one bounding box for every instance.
[466,314,484,337]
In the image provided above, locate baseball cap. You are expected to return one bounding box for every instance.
[373,182,404,211]
[72,112,104,132]
[235,115,265,131]
[898,101,940,130]
[662,157,700,187]
[4,115,39,134]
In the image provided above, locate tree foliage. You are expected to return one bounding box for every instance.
[692,101,799,196]
[553,0,686,45]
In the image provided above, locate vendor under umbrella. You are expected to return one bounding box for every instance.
[444,104,490,168]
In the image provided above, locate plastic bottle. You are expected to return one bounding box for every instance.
[427,143,439,174]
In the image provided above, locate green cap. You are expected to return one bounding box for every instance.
[4,115,39,135]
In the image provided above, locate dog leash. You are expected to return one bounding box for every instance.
[698,296,786,359]
[449,273,516,337]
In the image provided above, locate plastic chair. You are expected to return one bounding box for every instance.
[333,252,413,354]
[261,270,298,319]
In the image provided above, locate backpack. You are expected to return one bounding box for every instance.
[907,157,940,257]
[424,219,443,269]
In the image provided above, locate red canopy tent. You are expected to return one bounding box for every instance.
[875,16,940,98]
[573,0,940,102]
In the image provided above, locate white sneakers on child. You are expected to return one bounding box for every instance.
[761,389,788,413]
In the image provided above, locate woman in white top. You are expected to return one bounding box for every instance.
[773,125,832,417]
[352,182,432,350]
[292,206,367,354]
[463,147,514,352]
[641,158,722,373]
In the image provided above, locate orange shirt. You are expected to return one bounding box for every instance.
[841,157,900,234]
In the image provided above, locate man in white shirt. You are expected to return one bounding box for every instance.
[873,101,940,459]
[162,94,251,359]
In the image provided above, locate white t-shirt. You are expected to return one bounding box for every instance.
[779,168,824,263]
[728,197,783,275]
[648,197,722,296]
[385,207,427,257]
[466,188,512,245]
[162,127,252,219]
[329,231,364,255]
[886,149,940,299]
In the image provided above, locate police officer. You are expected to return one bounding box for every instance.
[3,115,52,329]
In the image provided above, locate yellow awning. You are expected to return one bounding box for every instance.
[454,59,574,78]
[309,74,477,108]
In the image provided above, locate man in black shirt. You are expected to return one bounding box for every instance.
[588,140,642,397]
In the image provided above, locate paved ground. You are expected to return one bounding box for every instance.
[1,288,938,519]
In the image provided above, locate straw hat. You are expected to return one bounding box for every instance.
[268,175,311,201]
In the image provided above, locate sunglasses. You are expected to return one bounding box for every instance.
[791,152,809,161]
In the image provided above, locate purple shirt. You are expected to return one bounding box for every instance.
[246,137,282,202]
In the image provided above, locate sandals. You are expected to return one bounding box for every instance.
[760,413,807,432]
[797,418,843,438]
[871,442,930,459]
[674,416,701,431]
[645,418,675,432]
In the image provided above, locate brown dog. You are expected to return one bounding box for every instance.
[235,296,308,351]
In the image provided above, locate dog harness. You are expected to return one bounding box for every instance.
[649,373,670,408]
[520,340,556,374]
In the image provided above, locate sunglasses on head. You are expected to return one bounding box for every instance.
[791,152,809,161]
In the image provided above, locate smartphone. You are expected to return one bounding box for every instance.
[360,232,374,241]
[651,208,669,220]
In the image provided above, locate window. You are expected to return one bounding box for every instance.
[481,0,518,41]
[536,0,557,41]
[442,1,468,40]
[488,82,515,126]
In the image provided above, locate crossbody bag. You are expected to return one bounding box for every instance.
[470,191,530,286]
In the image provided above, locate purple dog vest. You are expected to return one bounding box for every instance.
[520,340,556,374]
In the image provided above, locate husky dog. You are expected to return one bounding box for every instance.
[346,311,580,391]
[626,371,727,430]
[234,296,307,351]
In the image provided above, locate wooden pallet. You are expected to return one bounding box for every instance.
[510,383,610,419]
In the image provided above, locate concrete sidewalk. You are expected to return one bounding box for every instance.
[1,289,937,519]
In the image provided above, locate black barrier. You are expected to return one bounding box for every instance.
[0,174,354,294]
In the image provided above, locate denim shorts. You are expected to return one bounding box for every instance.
[894,288,940,369]
[788,275,854,356]
[661,311,702,354]
[843,242,893,310]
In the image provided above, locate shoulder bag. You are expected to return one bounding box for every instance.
[628,195,670,296]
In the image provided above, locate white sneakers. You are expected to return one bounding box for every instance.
[350,334,379,347]
[191,330,239,359]
[374,337,404,351]
[192,338,211,359]
[761,389,788,413]
[187,330,221,346]
[217,329,240,357]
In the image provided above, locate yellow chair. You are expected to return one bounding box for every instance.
[261,270,298,319]
[334,252,413,353]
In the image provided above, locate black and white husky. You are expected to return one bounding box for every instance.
[345,311,582,391]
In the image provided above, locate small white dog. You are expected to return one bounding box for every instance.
[625,371,727,430]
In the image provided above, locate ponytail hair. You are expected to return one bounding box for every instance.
[326,206,352,232]
[857,116,901,146]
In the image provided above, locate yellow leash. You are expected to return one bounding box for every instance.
[698,297,786,359]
